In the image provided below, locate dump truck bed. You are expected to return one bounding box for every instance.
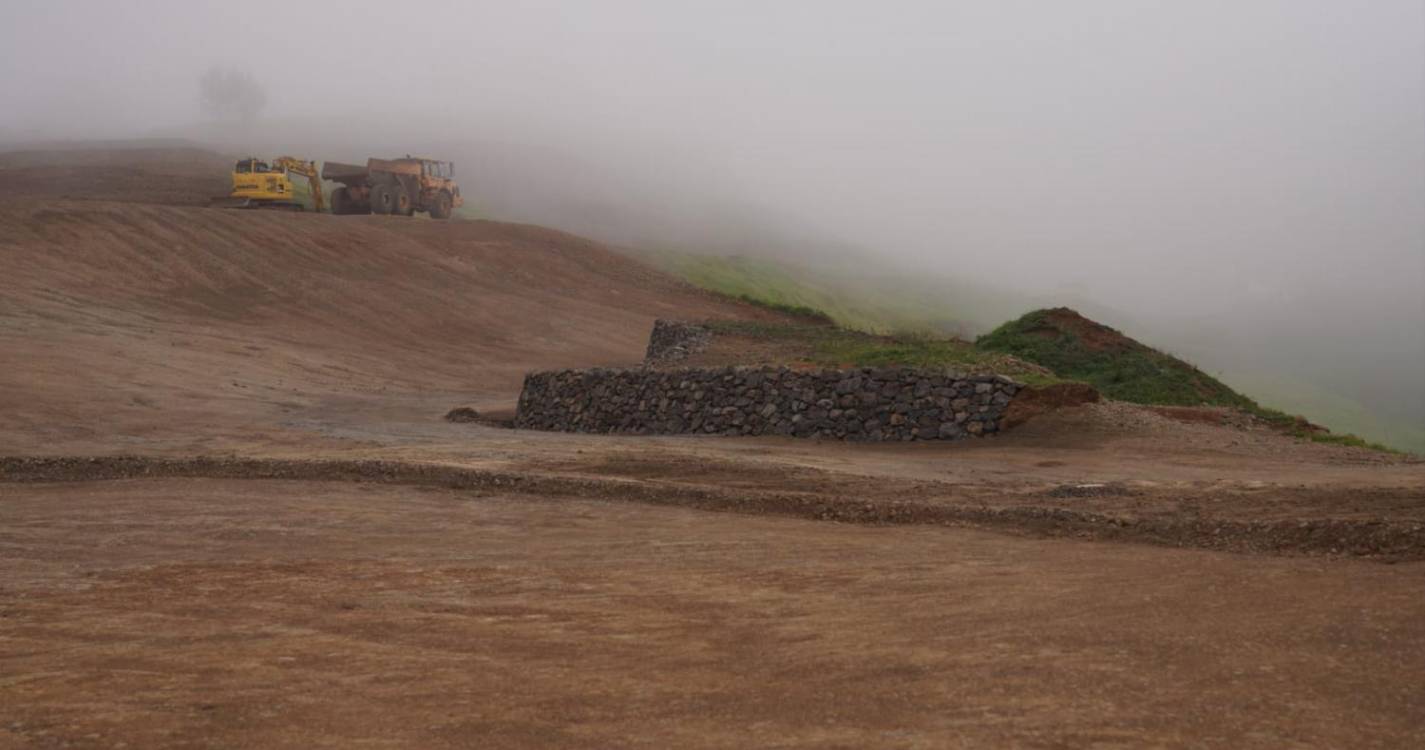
[320,161,370,186]
[322,159,426,186]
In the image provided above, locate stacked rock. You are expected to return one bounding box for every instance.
[515,366,1020,441]
[643,320,712,364]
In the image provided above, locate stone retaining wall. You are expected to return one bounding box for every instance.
[515,366,1021,441]
[643,320,712,364]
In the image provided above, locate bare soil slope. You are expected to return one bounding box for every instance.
[0,145,232,206]
[0,197,782,452]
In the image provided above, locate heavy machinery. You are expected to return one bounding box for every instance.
[213,156,326,212]
[322,156,462,219]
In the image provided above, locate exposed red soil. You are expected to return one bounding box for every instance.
[1001,382,1102,429]
[1028,306,1135,352]
[1145,404,1241,426]
[1147,405,1329,437]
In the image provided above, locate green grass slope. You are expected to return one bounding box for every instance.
[638,251,1029,336]
[1223,371,1425,455]
[702,320,1063,386]
[975,308,1251,408]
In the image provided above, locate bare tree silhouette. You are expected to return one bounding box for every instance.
[198,66,266,123]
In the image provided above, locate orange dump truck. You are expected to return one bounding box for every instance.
[322,156,462,219]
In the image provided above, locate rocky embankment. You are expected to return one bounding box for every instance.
[515,366,1021,440]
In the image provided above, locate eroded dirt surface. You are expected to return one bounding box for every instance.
[3,480,1424,749]
[5,454,1422,560]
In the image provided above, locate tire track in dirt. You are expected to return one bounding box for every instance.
[4,455,1421,561]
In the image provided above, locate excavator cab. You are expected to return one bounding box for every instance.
[234,158,274,174]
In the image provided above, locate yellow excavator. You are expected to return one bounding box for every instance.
[212,156,326,212]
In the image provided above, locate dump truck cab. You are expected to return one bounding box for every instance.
[419,158,455,182]
[403,156,462,218]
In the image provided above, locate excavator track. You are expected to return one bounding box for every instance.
[209,196,304,211]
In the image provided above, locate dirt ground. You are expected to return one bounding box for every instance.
[4,479,1423,749]
[0,146,233,207]
[2,145,1423,748]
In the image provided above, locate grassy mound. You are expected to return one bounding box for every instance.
[976,308,1397,452]
[976,308,1251,408]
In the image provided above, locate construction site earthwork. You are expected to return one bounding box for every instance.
[1,145,1422,749]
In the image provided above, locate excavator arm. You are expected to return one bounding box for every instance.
[271,157,326,214]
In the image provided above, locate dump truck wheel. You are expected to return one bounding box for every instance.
[369,183,394,215]
[330,187,351,215]
[430,191,453,220]
[394,188,413,216]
